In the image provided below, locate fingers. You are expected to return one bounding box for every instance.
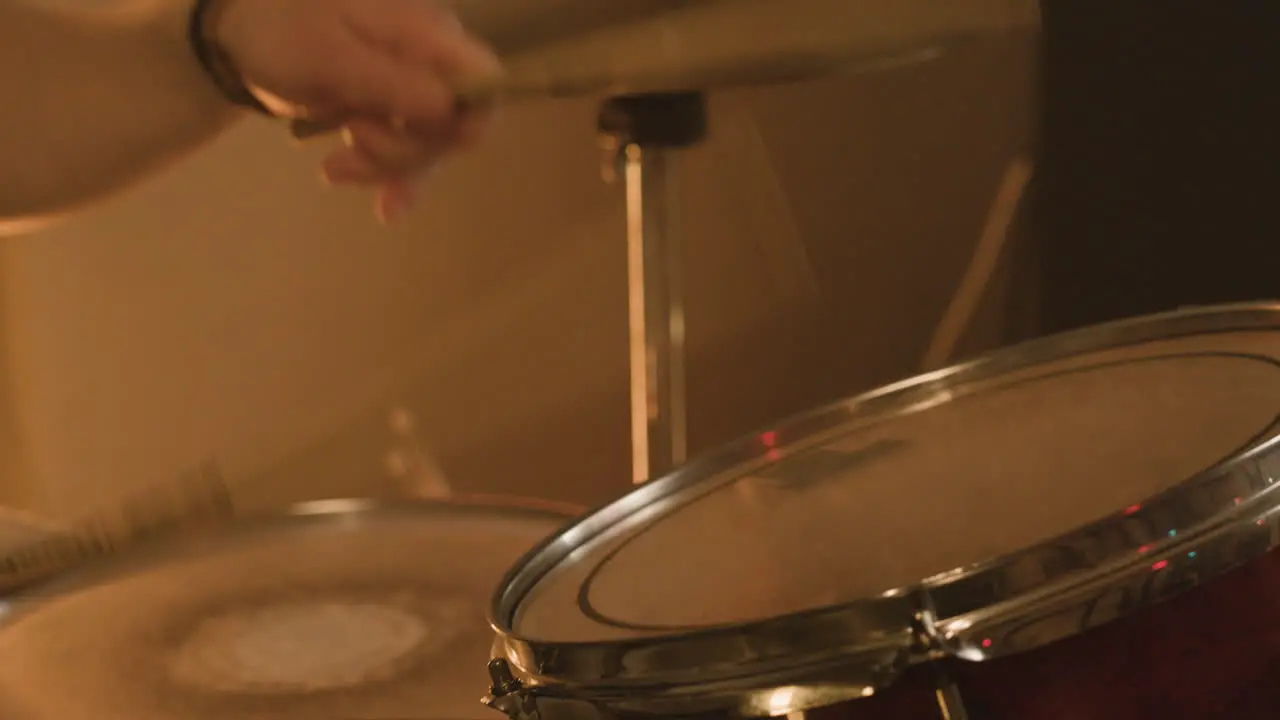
[321,114,487,223]
[343,118,442,176]
[321,147,426,224]
[321,148,381,185]
[375,178,419,225]
[344,0,503,86]
[315,43,457,132]
[311,1,501,133]
[321,110,490,181]
[263,0,507,223]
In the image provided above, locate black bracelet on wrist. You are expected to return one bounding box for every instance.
[188,0,272,114]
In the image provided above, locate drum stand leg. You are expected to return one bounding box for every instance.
[598,93,708,484]
[932,665,974,720]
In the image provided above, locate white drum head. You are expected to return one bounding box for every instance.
[508,327,1280,643]
[0,498,571,720]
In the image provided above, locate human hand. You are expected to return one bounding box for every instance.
[207,0,504,222]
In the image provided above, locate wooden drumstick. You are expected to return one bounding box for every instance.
[0,460,235,593]
[283,48,937,142]
[920,156,1034,371]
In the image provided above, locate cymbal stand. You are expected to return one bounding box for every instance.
[598,92,708,484]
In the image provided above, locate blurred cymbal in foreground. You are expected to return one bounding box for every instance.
[292,0,1038,139]
[494,0,1040,98]
[450,0,699,54]
[0,498,574,720]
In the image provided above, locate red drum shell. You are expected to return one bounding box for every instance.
[807,549,1280,719]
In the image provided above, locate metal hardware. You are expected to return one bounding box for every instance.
[932,665,971,720]
[484,659,540,720]
[597,93,707,484]
[486,303,1280,715]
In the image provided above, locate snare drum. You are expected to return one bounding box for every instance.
[0,494,576,720]
[484,303,1280,720]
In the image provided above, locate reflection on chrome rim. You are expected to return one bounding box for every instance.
[487,302,1280,715]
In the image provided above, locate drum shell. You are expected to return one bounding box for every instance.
[567,547,1280,720]
[507,548,1280,720]
[802,548,1280,719]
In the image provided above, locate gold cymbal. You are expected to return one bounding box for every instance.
[448,0,698,54]
[495,0,1038,97]
[291,0,1038,140]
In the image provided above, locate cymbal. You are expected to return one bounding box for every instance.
[291,0,1037,139]
[449,0,696,54]
[495,0,1038,97]
[0,499,573,720]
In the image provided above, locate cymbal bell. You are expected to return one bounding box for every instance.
[291,0,1038,139]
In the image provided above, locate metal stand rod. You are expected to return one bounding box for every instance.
[623,143,686,484]
[599,92,708,484]
[933,665,972,720]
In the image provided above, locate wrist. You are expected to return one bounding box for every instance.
[189,0,271,114]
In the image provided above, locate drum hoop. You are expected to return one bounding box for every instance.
[488,301,1280,714]
[0,495,579,620]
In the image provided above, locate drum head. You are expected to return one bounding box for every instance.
[0,497,571,720]
[491,304,1280,710]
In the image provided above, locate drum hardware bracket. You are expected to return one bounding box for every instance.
[910,599,954,658]
[484,659,541,720]
[597,92,708,485]
[910,602,979,720]
[484,658,618,720]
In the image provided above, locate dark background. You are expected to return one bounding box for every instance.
[1029,1,1280,335]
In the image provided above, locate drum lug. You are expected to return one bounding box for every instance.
[484,658,618,720]
[913,607,981,720]
[484,659,540,720]
[912,605,948,654]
